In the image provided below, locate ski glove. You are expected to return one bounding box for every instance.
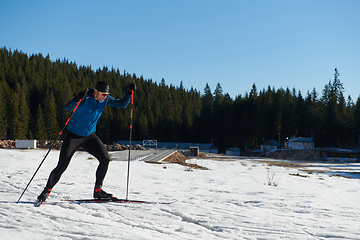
[75,90,87,102]
[127,82,137,95]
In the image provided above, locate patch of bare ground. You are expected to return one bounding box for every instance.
[162,151,210,170]
[329,174,353,179]
[256,160,308,168]
[160,151,356,179]
[254,159,335,177]
[197,152,240,161]
[289,173,309,178]
[255,159,356,179]
[198,151,357,179]
[266,150,321,160]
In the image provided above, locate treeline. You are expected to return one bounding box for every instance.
[1,47,360,152]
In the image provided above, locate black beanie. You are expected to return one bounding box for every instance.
[95,81,110,93]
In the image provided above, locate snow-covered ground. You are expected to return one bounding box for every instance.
[1,148,360,239]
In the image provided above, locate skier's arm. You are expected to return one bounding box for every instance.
[107,94,132,108]
[64,90,87,111]
[107,83,136,108]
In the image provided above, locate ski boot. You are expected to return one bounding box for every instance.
[37,187,51,202]
[93,185,113,200]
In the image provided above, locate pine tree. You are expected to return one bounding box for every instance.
[17,80,30,139]
[44,92,59,140]
[7,91,22,139]
[321,68,344,146]
[0,80,6,139]
[354,97,360,146]
[213,83,225,151]
[199,83,213,143]
[245,83,260,149]
[35,104,48,140]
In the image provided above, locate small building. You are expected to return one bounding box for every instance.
[226,147,241,156]
[16,140,37,149]
[285,137,314,150]
[261,140,282,152]
[206,144,219,154]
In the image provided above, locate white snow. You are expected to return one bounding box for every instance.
[1,148,360,239]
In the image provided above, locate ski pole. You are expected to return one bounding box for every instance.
[16,89,88,203]
[125,79,135,200]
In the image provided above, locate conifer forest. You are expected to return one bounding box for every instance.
[1,47,360,152]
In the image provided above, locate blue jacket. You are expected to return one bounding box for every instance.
[64,88,132,137]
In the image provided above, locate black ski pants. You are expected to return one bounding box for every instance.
[45,130,110,189]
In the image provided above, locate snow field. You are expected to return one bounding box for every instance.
[1,149,360,239]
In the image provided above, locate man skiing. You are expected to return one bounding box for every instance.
[37,80,136,202]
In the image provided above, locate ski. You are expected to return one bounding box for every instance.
[60,197,175,204]
[34,197,176,206]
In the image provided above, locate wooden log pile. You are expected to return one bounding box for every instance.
[0,140,16,148]
[0,140,145,151]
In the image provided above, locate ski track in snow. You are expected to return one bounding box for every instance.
[1,148,360,239]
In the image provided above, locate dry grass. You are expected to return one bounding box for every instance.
[161,152,210,170]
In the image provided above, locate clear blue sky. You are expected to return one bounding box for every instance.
[1,0,359,100]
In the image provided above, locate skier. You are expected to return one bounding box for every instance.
[37,80,136,202]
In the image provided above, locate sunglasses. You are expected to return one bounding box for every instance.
[98,91,109,96]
